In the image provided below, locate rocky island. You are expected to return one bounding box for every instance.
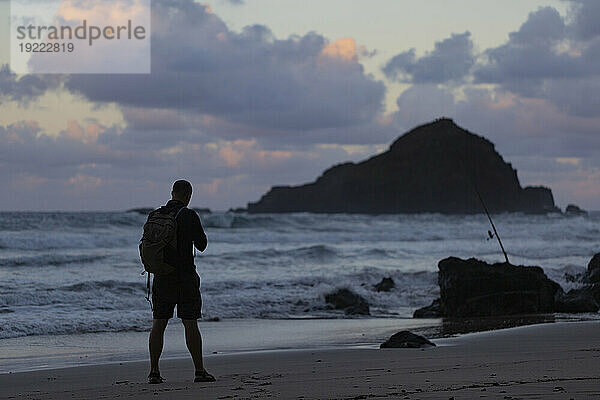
[247,118,559,214]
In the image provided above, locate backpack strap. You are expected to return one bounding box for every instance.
[174,206,186,220]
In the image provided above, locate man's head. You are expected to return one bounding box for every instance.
[171,179,193,205]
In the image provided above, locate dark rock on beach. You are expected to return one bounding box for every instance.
[380,331,436,348]
[555,285,600,313]
[247,118,558,214]
[414,254,600,318]
[413,298,442,318]
[415,257,562,318]
[555,253,600,312]
[439,257,561,317]
[584,253,600,284]
[324,288,370,315]
[565,204,587,216]
[374,277,395,292]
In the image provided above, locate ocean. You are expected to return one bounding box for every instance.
[0,210,599,371]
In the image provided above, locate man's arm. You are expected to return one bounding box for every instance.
[191,211,208,252]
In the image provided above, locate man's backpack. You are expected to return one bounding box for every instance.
[139,206,186,275]
[139,205,185,308]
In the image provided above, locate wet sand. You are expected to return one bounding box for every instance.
[1,321,599,399]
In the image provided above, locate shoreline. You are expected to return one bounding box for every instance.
[1,321,599,399]
[0,317,441,374]
[2,314,597,374]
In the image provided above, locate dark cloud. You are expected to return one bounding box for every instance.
[542,77,600,117]
[65,0,385,132]
[0,65,60,102]
[472,4,600,117]
[393,84,457,128]
[389,83,600,161]
[508,6,565,45]
[0,122,155,177]
[566,0,600,41]
[114,103,397,150]
[0,119,384,210]
[473,7,576,88]
[475,46,580,89]
[381,3,600,124]
[383,32,474,83]
[380,2,600,108]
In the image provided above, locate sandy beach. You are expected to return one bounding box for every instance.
[1,321,599,399]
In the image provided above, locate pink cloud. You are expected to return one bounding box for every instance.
[320,38,358,62]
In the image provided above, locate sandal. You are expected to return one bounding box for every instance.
[148,372,164,384]
[194,369,216,382]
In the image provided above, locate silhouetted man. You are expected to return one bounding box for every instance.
[148,180,215,384]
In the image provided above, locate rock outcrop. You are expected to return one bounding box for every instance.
[380,331,436,348]
[374,277,395,292]
[565,204,587,216]
[324,288,370,315]
[439,257,561,317]
[414,255,600,318]
[555,253,600,312]
[413,299,442,318]
[585,253,600,284]
[247,118,558,214]
[555,285,600,313]
[414,257,562,318]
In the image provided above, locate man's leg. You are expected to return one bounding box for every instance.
[149,319,169,375]
[182,319,204,372]
[179,273,213,381]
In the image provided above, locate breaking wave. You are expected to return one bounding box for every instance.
[0,210,598,339]
[0,269,438,339]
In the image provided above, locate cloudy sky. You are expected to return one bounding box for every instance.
[1,0,599,211]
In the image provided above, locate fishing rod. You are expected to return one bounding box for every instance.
[472,183,510,264]
[459,132,510,264]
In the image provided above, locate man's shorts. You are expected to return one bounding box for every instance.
[152,271,202,320]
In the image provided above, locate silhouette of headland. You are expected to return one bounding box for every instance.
[247,118,559,214]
